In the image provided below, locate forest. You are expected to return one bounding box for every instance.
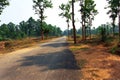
[0,0,120,43]
[0,0,120,79]
[0,17,62,41]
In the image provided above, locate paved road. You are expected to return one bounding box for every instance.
[0,37,80,80]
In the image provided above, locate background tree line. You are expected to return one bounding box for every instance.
[60,0,120,44]
[0,0,120,44]
[63,23,119,41]
[0,17,62,41]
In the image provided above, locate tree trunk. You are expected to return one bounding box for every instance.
[89,27,91,39]
[82,18,86,41]
[81,19,84,40]
[40,8,44,40]
[67,21,70,38]
[83,20,86,40]
[112,20,115,37]
[82,24,85,40]
[41,31,44,40]
[118,10,120,43]
[72,0,76,44]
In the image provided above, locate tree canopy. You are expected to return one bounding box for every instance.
[33,0,53,40]
[0,0,9,15]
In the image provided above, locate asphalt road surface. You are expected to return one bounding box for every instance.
[0,37,80,80]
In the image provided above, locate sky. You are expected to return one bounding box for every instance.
[0,0,114,31]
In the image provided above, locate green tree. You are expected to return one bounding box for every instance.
[33,0,53,40]
[27,17,36,37]
[97,24,107,42]
[59,2,71,38]
[72,0,77,44]
[0,24,9,40]
[19,21,28,36]
[0,0,9,15]
[80,0,97,40]
[106,0,119,36]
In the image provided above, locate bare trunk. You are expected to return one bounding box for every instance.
[82,18,86,41]
[118,11,120,43]
[72,0,76,44]
[82,20,84,40]
[112,20,115,37]
[119,3,120,42]
[89,27,91,39]
[67,22,70,38]
[82,23,85,40]
[40,8,44,40]
[84,20,86,40]
[41,31,44,40]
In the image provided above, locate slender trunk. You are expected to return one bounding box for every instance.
[89,27,91,39]
[72,0,76,44]
[82,20,84,40]
[67,22,70,38]
[118,10,120,43]
[82,18,86,41]
[89,17,92,39]
[40,8,44,40]
[41,31,44,40]
[40,21,44,40]
[119,2,120,43]
[112,20,115,37]
[84,20,86,40]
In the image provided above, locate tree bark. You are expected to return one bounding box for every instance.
[112,20,115,37]
[83,19,86,40]
[41,31,44,40]
[72,0,76,44]
[67,22,70,38]
[118,1,120,43]
[82,20,84,40]
[89,27,91,39]
[40,8,44,40]
[118,10,120,43]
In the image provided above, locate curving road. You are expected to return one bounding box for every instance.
[0,37,80,80]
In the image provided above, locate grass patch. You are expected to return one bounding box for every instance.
[69,43,90,52]
[70,48,81,51]
[77,59,87,68]
[80,47,90,50]
[0,37,58,54]
[110,46,118,54]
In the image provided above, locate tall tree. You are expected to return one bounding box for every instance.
[118,1,120,42]
[19,21,28,36]
[27,17,36,37]
[59,2,71,38]
[106,0,119,36]
[72,0,76,44]
[33,0,52,40]
[80,0,97,40]
[0,0,9,15]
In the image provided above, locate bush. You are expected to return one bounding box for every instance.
[110,46,117,54]
[97,26,107,42]
[0,36,3,41]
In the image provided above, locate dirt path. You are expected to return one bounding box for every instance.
[0,37,80,80]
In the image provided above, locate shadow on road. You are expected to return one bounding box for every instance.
[18,49,79,71]
[41,42,68,48]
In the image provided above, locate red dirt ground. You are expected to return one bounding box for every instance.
[69,42,120,80]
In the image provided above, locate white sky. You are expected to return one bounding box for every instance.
[0,0,115,31]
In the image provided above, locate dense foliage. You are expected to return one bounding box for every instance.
[59,2,71,38]
[0,17,62,41]
[0,0,9,15]
[33,0,53,40]
[105,0,120,36]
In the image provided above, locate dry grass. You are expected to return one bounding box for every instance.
[0,37,57,54]
[69,39,120,80]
